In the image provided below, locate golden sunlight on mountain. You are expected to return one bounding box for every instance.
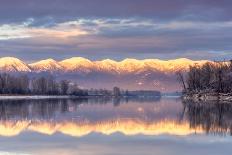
[0,119,203,137]
[29,58,63,72]
[0,56,210,91]
[0,57,31,72]
[0,56,209,73]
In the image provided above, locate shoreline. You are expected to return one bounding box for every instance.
[0,95,86,100]
[182,92,232,102]
[0,94,162,100]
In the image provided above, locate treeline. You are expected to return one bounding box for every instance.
[0,73,87,95]
[177,61,232,94]
[0,73,161,96]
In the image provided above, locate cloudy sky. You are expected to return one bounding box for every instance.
[0,0,232,61]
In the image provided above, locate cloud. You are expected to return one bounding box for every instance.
[1,17,232,61]
[0,24,30,40]
[1,0,232,25]
[0,20,89,40]
[3,18,232,40]
[0,0,232,60]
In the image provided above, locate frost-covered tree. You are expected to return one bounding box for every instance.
[183,61,232,94]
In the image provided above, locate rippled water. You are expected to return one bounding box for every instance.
[0,97,231,155]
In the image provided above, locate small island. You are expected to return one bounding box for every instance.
[177,60,232,102]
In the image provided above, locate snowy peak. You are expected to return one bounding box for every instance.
[0,57,209,73]
[0,56,209,92]
[141,58,207,72]
[118,58,146,72]
[29,59,63,72]
[0,57,31,72]
[165,58,207,71]
[97,59,118,65]
[59,57,94,72]
[95,59,119,73]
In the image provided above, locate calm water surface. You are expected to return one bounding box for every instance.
[0,97,231,155]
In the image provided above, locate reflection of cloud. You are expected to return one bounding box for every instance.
[0,119,203,137]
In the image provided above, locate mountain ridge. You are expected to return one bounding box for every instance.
[0,56,208,73]
[0,56,209,91]
[0,57,31,72]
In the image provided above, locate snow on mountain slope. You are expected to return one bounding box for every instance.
[143,58,207,73]
[163,58,207,72]
[0,57,31,72]
[118,58,145,73]
[29,59,63,72]
[59,57,94,73]
[0,56,208,73]
[95,59,119,73]
[0,56,209,91]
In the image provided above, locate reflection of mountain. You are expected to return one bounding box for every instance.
[0,120,202,137]
[2,99,231,137]
[0,57,208,91]
[0,98,203,137]
[183,101,232,135]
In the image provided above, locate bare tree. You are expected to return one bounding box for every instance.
[176,71,186,92]
[60,80,70,95]
[185,60,232,94]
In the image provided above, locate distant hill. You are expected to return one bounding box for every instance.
[0,57,209,92]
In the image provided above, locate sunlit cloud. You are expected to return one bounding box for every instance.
[1,17,232,60]
[2,18,232,40]
[28,27,89,38]
[0,24,31,40]
[0,0,232,60]
[66,18,232,34]
[0,20,89,40]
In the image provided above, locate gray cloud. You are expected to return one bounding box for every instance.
[1,0,232,24]
[0,0,232,61]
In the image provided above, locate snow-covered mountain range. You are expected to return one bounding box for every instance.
[0,57,208,91]
[0,57,207,73]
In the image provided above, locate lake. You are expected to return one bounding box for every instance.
[0,97,231,155]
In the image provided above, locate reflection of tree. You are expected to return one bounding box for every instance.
[0,99,71,120]
[0,97,161,121]
[113,97,121,107]
[182,100,232,135]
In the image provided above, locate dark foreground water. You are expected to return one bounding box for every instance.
[0,97,231,155]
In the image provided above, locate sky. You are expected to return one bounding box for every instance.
[0,0,232,62]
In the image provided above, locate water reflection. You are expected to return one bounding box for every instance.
[0,97,203,137]
[0,97,232,137]
[183,100,232,136]
[0,97,162,120]
[1,98,232,155]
